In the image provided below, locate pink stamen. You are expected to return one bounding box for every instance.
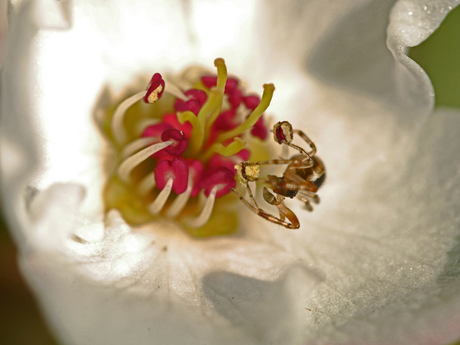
[154,158,189,194]
[162,113,193,138]
[141,123,172,139]
[243,95,260,110]
[251,115,268,140]
[187,159,205,197]
[212,109,238,132]
[227,88,242,109]
[144,73,165,104]
[198,167,236,198]
[174,89,208,115]
[141,123,174,158]
[208,149,250,172]
[161,129,188,156]
[201,76,239,93]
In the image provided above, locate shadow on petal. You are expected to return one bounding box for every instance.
[203,263,324,345]
[307,0,397,106]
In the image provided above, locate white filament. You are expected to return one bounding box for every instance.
[137,173,156,196]
[112,91,146,145]
[165,82,188,101]
[149,178,174,214]
[122,137,158,159]
[117,141,172,182]
[187,186,218,228]
[166,174,193,218]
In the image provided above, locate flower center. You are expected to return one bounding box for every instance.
[102,58,325,237]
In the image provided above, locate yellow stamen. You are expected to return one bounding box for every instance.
[204,58,228,136]
[201,137,246,162]
[177,110,197,126]
[216,83,275,143]
[187,88,221,155]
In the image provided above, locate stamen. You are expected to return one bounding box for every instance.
[112,74,166,146]
[187,186,218,228]
[117,141,173,182]
[201,137,246,162]
[174,89,208,115]
[198,167,236,198]
[243,95,260,110]
[112,91,146,145]
[216,83,275,143]
[144,73,165,104]
[187,88,221,155]
[166,174,193,218]
[135,118,160,136]
[137,173,156,195]
[154,158,189,194]
[251,116,268,140]
[149,178,173,214]
[164,81,188,101]
[204,58,228,134]
[161,129,188,156]
[121,137,158,159]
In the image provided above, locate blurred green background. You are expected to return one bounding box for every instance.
[0,4,459,345]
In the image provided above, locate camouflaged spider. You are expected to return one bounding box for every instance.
[232,121,326,229]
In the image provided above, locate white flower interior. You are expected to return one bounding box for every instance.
[1,0,460,344]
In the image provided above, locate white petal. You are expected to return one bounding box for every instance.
[2,0,460,344]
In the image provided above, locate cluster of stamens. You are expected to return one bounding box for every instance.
[105,58,325,235]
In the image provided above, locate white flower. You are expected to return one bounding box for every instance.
[1,0,460,344]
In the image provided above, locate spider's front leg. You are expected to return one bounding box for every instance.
[231,185,300,229]
[263,187,299,229]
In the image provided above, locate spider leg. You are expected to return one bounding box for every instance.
[231,188,299,229]
[298,190,320,204]
[283,169,319,193]
[295,194,313,211]
[293,129,317,157]
[285,142,314,164]
[245,183,257,208]
[246,158,302,167]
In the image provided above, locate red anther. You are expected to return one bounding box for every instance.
[251,115,268,140]
[187,159,205,197]
[175,99,201,115]
[162,113,193,138]
[141,123,172,139]
[174,89,208,116]
[207,109,239,144]
[228,88,242,109]
[208,149,250,172]
[144,73,165,104]
[243,95,260,110]
[224,77,239,93]
[185,89,207,105]
[198,167,236,198]
[154,158,189,194]
[161,129,188,156]
[208,154,234,172]
[212,109,238,132]
[201,76,239,93]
